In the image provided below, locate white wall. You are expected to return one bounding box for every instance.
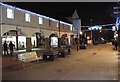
[1,5,73,37]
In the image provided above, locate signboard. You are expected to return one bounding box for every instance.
[116,17,120,30]
[73,19,81,34]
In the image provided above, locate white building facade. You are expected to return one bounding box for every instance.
[0,2,73,54]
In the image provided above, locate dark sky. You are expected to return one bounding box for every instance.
[4,2,119,26]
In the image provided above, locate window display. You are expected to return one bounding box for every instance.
[50,37,58,47]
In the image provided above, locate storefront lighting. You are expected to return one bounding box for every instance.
[87,36,90,40]
[115,17,120,30]
[114,33,118,38]
[88,27,92,30]
[88,26,102,30]
[80,31,83,35]
[112,26,116,31]
[99,26,102,30]
[50,37,58,47]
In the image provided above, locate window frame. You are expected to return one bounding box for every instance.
[7,8,14,19]
[39,16,43,25]
[25,13,31,22]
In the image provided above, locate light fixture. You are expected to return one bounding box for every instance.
[80,31,83,35]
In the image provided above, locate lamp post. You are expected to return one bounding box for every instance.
[58,21,61,48]
[77,33,79,51]
[72,10,81,51]
[90,18,93,44]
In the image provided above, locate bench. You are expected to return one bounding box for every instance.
[43,50,58,61]
[17,51,42,68]
[58,47,71,58]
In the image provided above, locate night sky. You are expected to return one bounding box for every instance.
[4,2,119,26]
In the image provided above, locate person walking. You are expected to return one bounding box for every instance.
[114,40,118,50]
[9,41,15,56]
[3,41,8,56]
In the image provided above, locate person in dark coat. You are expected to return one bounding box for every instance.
[112,40,114,46]
[3,41,8,56]
[9,41,15,56]
[114,40,118,50]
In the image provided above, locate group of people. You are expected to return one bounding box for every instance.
[3,41,15,56]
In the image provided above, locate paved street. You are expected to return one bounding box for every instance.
[2,43,119,80]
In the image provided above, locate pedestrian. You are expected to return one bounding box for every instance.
[3,41,8,56]
[112,40,114,46]
[114,40,118,50]
[9,41,15,56]
[22,42,25,48]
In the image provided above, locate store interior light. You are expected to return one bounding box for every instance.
[99,26,102,30]
[80,31,83,35]
[114,34,118,38]
[112,26,116,31]
[87,36,90,40]
[88,27,92,30]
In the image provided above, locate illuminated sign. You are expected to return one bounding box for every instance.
[115,17,120,30]
[88,26,102,30]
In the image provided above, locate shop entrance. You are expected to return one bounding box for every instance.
[32,33,45,48]
[2,30,27,51]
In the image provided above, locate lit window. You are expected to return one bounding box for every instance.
[39,17,43,24]
[7,8,14,19]
[56,22,59,27]
[70,25,73,31]
[25,13,30,22]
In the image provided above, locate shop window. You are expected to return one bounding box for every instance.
[39,17,43,24]
[50,37,58,47]
[25,13,30,22]
[7,8,14,19]
[70,26,73,31]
